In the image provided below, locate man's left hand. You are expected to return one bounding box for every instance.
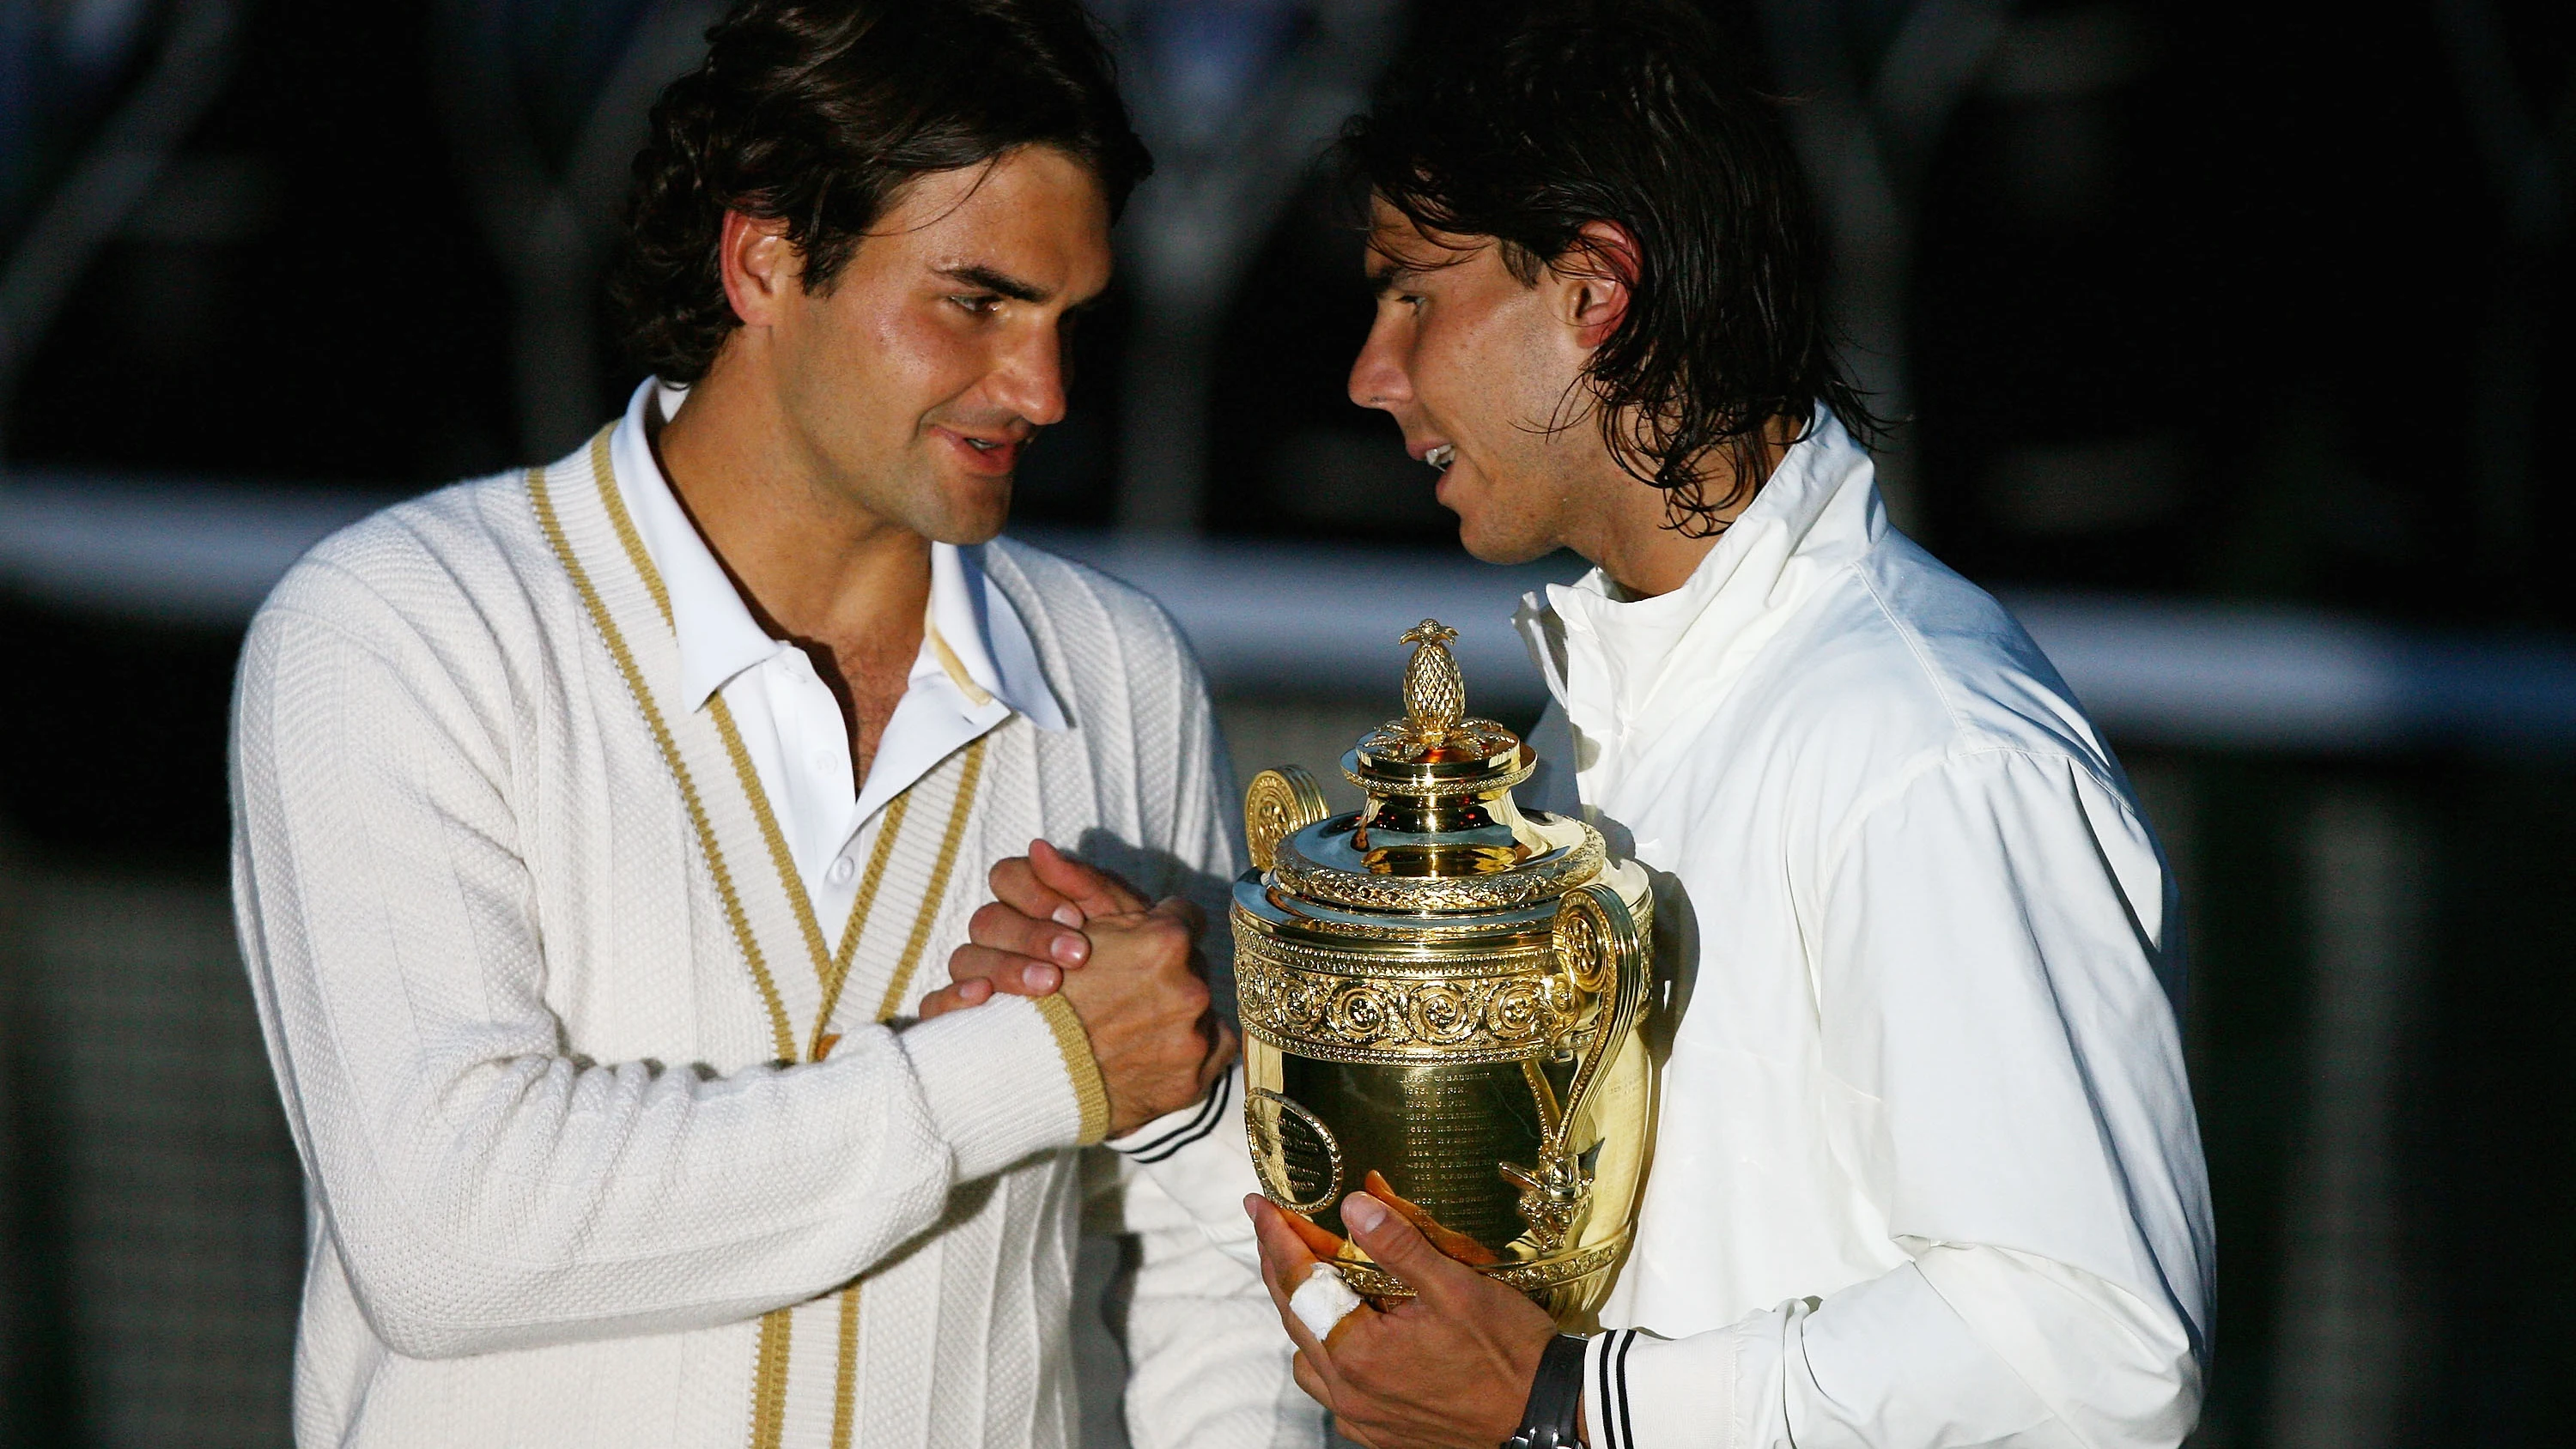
[920,841,1142,1018]
[1247,1190,1564,1449]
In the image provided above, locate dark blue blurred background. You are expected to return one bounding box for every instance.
[2,2,2572,1445]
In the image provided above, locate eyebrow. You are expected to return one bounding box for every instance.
[937,264,1051,304]
[1367,262,1420,298]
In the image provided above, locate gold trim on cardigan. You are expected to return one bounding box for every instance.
[529,444,799,1062]
[829,1282,862,1449]
[586,428,848,988]
[711,694,844,986]
[809,748,987,1449]
[750,1309,794,1449]
[1035,994,1112,1146]
[876,740,987,1022]
[812,792,910,1061]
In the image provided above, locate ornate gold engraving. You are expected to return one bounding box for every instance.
[1236,930,1580,1065]
[1271,831,1601,913]
[1342,743,1534,798]
[1243,766,1329,872]
[1234,916,1559,974]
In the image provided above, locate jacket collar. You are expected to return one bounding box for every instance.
[606,379,1067,732]
[1516,409,1883,772]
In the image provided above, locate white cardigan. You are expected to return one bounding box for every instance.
[229,430,1315,1449]
[1518,415,2214,1449]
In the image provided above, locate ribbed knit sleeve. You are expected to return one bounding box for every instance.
[231,574,1080,1361]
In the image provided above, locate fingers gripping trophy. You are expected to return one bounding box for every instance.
[1234,621,1655,1330]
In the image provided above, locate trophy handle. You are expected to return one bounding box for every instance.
[1503,883,1646,1253]
[1244,766,1330,871]
[1547,882,1647,1156]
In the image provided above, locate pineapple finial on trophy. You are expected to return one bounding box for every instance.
[1399,619,1467,743]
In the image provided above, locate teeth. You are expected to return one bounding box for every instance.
[1425,444,1455,470]
[967,438,998,452]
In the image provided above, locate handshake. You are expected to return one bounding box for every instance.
[922,840,1237,1138]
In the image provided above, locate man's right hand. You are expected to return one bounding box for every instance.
[922,842,1236,1137]
[1059,896,1238,1136]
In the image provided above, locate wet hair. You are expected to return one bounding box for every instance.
[1339,0,1877,534]
[611,0,1151,384]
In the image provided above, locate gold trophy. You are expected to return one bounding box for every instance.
[1235,621,1653,1328]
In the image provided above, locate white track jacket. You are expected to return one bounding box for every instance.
[1515,415,2213,1449]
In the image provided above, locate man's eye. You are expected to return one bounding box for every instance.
[951,294,1001,316]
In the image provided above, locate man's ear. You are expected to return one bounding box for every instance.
[1555,219,1639,350]
[719,210,799,330]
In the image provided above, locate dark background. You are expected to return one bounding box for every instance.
[2,1,2572,1445]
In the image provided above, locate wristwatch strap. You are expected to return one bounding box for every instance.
[1503,1333,1590,1449]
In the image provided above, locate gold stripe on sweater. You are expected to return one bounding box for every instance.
[830,1284,861,1449]
[875,737,987,1023]
[585,430,850,994]
[750,1309,793,1449]
[711,694,843,990]
[529,442,799,1063]
[812,792,910,1061]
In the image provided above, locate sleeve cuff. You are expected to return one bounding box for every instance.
[1032,993,1112,1145]
[1585,1323,1748,1449]
[1106,1064,1232,1162]
[900,994,1097,1179]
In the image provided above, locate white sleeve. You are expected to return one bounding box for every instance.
[1089,649,1321,1446]
[230,602,1093,1361]
[1105,1064,1259,1269]
[1585,1247,2196,1449]
[1100,1069,1323,1449]
[1586,749,2210,1449]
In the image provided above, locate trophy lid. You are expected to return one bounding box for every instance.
[1342,621,1532,803]
[1251,620,1601,919]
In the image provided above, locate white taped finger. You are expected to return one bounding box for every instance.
[1288,1262,1364,1342]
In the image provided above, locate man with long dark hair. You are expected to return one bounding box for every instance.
[229,3,1313,1446]
[1234,3,2214,1444]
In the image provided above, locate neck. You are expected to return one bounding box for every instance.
[1576,483,1724,601]
[650,356,930,653]
[1566,421,1794,600]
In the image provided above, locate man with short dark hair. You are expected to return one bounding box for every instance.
[229,3,1313,1446]
[933,3,2212,1446]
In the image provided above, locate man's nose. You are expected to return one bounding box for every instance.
[1347,321,1413,412]
[987,327,1070,428]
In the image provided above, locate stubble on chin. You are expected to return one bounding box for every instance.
[892,449,1014,547]
[1447,477,1561,567]
[929,484,1014,548]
